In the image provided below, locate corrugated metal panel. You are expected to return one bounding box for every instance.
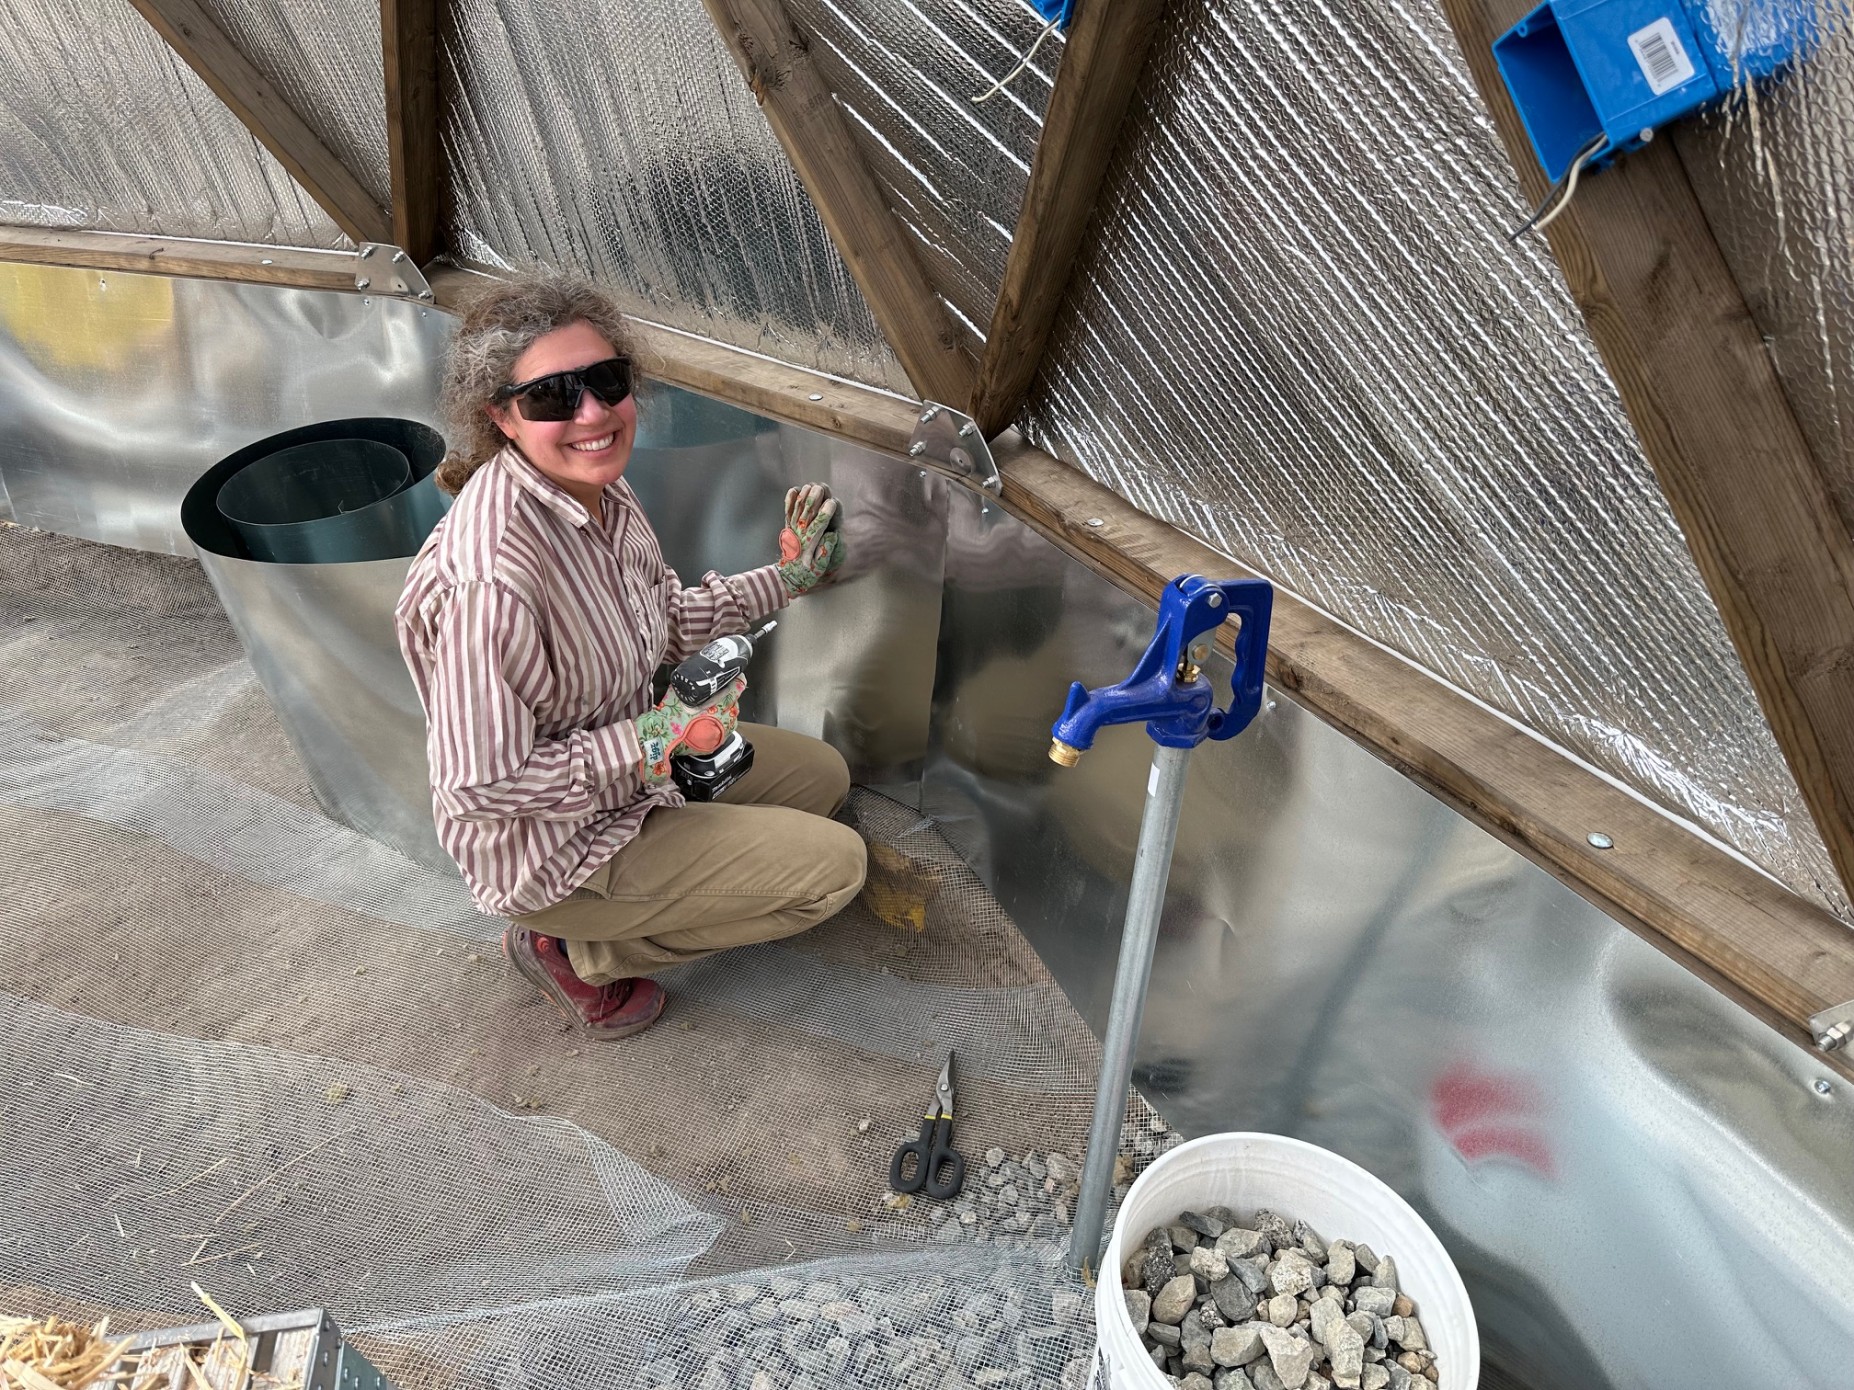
[0,0,347,247]
[1020,0,1845,917]
[442,0,909,391]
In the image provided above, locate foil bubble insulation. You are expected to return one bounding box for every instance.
[1020,0,1847,919]
[203,0,393,213]
[1680,2,1854,538]
[442,0,908,392]
[784,0,1062,353]
[0,0,348,247]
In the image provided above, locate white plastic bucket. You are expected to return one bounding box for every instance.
[1095,1132,1479,1389]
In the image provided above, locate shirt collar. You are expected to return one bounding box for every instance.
[495,446,626,531]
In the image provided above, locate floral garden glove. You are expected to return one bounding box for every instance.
[634,676,746,789]
[778,483,845,596]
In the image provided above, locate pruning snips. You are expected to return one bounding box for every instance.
[888,1051,965,1200]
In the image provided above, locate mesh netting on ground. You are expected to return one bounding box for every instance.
[0,523,1176,1389]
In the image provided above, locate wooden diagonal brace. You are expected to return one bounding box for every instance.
[699,0,974,406]
[972,0,1167,439]
[1439,0,1854,912]
[128,0,392,246]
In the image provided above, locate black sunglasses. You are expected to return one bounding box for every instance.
[495,356,634,422]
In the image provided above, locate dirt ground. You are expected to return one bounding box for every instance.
[0,526,1119,1356]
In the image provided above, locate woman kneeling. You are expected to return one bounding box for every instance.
[396,274,867,1038]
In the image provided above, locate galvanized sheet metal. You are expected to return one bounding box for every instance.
[1020,0,1846,918]
[0,0,348,246]
[783,0,1061,351]
[442,0,909,391]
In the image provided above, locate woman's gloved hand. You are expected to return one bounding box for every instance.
[778,483,845,596]
[634,676,746,789]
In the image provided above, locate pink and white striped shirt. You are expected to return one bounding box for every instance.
[395,446,788,916]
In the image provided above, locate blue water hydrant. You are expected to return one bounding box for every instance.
[1051,573,1274,1276]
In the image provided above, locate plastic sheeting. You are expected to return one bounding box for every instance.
[442,0,909,391]
[783,0,1060,352]
[1019,0,1846,918]
[1681,2,1854,538]
[204,0,392,212]
[0,0,347,247]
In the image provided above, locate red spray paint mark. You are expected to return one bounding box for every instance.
[1429,1063,1557,1180]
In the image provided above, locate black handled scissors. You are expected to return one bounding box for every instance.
[889,1051,965,1200]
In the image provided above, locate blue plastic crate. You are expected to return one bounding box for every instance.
[1493,0,1810,180]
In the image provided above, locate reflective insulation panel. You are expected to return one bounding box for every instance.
[1680,2,1854,538]
[442,0,910,391]
[0,262,450,554]
[1018,0,1845,919]
[201,0,393,212]
[782,0,1062,352]
[923,484,1854,1390]
[0,0,347,246]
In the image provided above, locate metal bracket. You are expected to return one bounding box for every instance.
[907,402,1001,494]
[1810,999,1854,1052]
[355,243,433,301]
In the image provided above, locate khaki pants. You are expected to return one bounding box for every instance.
[517,724,868,983]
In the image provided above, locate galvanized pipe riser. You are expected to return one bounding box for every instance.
[1068,742,1195,1275]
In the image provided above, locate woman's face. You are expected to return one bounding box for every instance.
[489,320,638,506]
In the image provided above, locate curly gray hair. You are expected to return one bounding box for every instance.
[435,273,637,496]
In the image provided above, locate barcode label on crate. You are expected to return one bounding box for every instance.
[1628,17,1697,96]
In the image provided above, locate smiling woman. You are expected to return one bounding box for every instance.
[396,274,865,1040]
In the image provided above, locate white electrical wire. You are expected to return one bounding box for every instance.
[973,14,1061,104]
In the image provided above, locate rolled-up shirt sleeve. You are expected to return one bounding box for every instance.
[662,563,789,661]
[426,581,644,820]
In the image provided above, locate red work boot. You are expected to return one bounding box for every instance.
[501,926,666,1039]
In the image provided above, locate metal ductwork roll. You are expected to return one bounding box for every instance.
[183,418,453,872]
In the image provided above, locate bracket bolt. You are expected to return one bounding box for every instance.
[1819,1020,1853,1052]
[919,406,941,424]
[392,250,407,263]
[356,277,371,289]
[418,289,433,300]
[959,421,978,438]
[358,245,374,258]
[908,442,927,457]
[1586,832,1613,850]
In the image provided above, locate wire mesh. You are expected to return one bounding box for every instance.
[0,523,1164,1388]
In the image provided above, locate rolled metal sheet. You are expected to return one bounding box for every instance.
[216,438,415,565]
[183,417,452,870]
[442,0,909,391]
[0,0,347,246]
[1019,0,1845,919]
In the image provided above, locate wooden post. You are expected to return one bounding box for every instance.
[698,0,974,406]
[971,0,1167,439]
[1438,0,1854,910]
[381,0,443,264]
[127,0,391,246]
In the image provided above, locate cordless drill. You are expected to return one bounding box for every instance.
[668,620,776,801]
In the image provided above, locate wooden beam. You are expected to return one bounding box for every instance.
[971,0,1167,438]
[0,227,359,293]
[380,0,443,264]
[697,0,974,406]
[127,0,392,246]
[1438,0,1854,911]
